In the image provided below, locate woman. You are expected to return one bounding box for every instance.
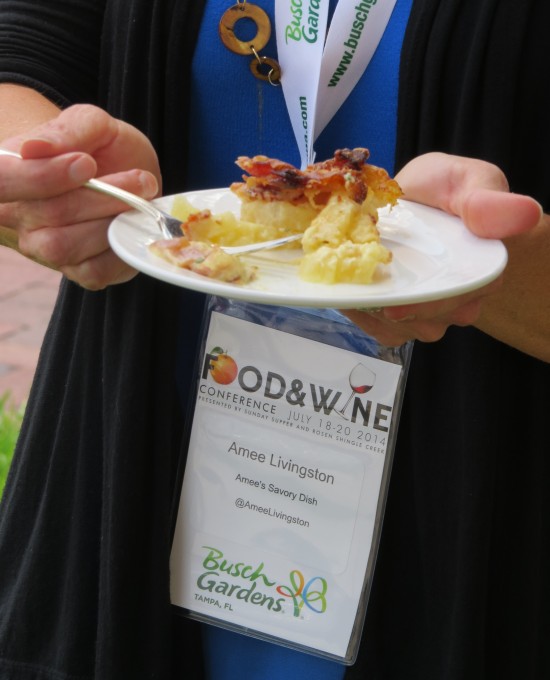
[0,1,548,678]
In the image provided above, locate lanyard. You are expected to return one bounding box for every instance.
[275,0,398,168]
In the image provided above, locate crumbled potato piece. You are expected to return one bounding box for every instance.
[172,196,301,248]
[299,241,392,285]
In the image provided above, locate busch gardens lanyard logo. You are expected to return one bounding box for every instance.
[285,0,322,44]
[198,546,328,618]
[202,347,392,430]
[276,0,396,168]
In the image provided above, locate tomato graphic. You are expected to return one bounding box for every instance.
[209,347,238,385]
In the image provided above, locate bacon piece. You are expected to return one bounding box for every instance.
[231,148,401,209]
[148,237,254,283]
[179,209,212,238]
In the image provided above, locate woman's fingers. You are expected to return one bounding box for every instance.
[16,104,161,179]
[344,278,502,346]
[18,217,138,290]
[61,247,138,290]
[396,153,542,239]
[381,278,502,324]
[18,218,111,268]
[13,105,120,159]
[5,169,158,288]
[0,152,98,201]
[346,153,542,347]
[459,189,542,239]
[0,104,163,289]
[6,169,158,231]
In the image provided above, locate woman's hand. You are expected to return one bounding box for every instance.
[0,100,161,289]
[346,153,544,351]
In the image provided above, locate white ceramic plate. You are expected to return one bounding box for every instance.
[108,188,507,309]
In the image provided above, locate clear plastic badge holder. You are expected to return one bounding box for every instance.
[170,297,412,664]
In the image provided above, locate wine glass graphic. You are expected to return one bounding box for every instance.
[336,363,376,419]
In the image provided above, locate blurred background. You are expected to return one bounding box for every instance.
[0,247,61,496]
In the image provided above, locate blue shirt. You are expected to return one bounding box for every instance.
[187,0,413,185]
[185,1,413,677]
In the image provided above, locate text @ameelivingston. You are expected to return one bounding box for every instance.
[235,497,311,529]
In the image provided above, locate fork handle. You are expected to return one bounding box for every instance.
[85,178,161,221]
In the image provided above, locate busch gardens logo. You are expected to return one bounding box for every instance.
[197,546,328,618]
[285,0,322,44]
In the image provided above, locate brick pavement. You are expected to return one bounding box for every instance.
[0,246,62,406]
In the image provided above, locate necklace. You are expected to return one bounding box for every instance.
[218,1,281,85]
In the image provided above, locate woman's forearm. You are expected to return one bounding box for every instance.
[0,83,62,258]
[0,83,61,139]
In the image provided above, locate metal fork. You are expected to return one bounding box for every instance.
[0,148,302,254]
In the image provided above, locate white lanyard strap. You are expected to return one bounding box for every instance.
[275,0,398,167]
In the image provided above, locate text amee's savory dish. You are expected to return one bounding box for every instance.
[149,148,402,285]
